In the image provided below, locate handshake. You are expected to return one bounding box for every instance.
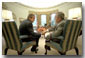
[42,29,49,35]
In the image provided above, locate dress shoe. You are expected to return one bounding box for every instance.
[47,46,51,50]
[31,45,38,52]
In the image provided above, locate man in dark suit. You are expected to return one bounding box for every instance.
[19,14,41,52]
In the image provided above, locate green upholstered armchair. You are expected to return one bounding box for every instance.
[2,21,36,55]
[45,20,82,55]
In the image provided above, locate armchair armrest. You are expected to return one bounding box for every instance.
[46,36,64,44]
[20,35,29,40]
[52,36,64,41]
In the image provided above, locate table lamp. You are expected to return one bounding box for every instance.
[2,10,13,21]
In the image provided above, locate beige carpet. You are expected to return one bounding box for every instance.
[2,35,82,55]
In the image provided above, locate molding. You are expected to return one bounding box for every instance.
[29,10,58,15]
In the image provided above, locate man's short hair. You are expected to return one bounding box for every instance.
[27,14,35,19]
[56,12,65,20]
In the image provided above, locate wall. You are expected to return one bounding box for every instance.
[2,2,82,28]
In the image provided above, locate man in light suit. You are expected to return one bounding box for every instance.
[43,12,66,43]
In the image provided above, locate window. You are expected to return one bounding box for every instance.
[33,15,37,26]
[51,13,56,26]
[41,15,46,26]
[68,7,82,19]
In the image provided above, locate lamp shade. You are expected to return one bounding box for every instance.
[2,10,13,20]
[68,7,82,19]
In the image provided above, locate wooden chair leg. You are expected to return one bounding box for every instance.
[18,51,22,55]
[75,47,79,55]
[4,48,8,55]
[18,50,24,55]
[58,51,66,55]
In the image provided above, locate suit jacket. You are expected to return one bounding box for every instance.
[46,20,66,40]
[19,19,39,37]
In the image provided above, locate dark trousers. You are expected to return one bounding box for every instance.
[21,33,41,46]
